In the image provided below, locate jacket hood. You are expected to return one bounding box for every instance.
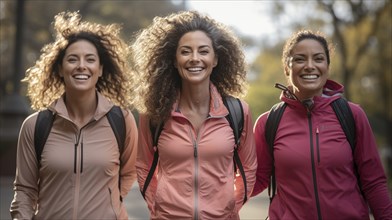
[47,91,114,120]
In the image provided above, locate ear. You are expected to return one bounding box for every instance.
[213,55,218,67]
[284,66,290,76]
[174,59,178,69]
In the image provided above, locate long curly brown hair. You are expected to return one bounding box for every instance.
[132,10,247,125]
[23,11,136,110]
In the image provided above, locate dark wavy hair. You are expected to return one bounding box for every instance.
[23,11,136,110]
[132,10,247,125]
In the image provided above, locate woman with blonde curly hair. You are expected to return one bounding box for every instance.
[132,10,257,219]
[10,11,138,219]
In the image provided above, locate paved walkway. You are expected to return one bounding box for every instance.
[1,176,269,220]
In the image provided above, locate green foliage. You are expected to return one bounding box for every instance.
[245,43,285,122]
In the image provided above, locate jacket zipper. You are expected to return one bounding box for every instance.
[307,110,322,220]
[189,127,199,220]
[72,123,92,219]
[73,129,82,220]
[316,127,320,164]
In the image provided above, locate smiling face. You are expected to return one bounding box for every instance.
[287,39,329,100]
[175,30,218,87]
[60,39,103,94]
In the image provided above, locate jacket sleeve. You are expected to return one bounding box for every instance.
[351,103,392,219]
[10,113,39,219]
[119,109,138,199]
[251,111,272,197]
[233,101,257,211]
[135,113,157,212]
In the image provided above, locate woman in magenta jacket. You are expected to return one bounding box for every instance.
[252,30,391,219]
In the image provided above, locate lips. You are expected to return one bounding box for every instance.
[73,74,90,80]
[187,67,203,72]
[301,74,319,79]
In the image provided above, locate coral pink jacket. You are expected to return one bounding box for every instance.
[137,84,257,220]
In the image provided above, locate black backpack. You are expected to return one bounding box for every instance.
[265,97,358,202]
[141,96,248,204]
[34,105,125,200]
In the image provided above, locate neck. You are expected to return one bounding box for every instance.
[64,90,97,127]
[179,82,210,111]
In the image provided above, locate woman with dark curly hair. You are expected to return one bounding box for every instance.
[10,11,138,219]
[132,10,257,219]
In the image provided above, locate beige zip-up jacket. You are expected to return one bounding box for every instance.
[10,92,138,220]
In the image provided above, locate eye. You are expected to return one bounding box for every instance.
[181,49,191,55]
[199,50,209,55]
[87,58,96,63]
[293,57,305,63]
[315,56,325,62]
[67,57,77,63]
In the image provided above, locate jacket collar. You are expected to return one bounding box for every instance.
[280,79,345,110]
[172,83,229,118]
[48,91,114,120]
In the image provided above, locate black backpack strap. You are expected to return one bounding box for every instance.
[223,96,247,204]
[106,105,125,202]
[264,102,287,203]
[141,120,163,200]
[34,109,55,166]
[331,98,356,151]
[331,98,360,190]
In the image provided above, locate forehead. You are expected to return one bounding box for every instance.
[292,39,325,55]
[178,30,213,47]
[65,39,98,55]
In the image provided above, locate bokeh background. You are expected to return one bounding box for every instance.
[0,0,390,219]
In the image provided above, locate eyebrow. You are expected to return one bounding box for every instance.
[66,53,98,57]
[179,45,211,49]
[293,52,325,57]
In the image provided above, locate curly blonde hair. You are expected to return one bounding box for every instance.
[132,10,247,125]
[23,11,136,110]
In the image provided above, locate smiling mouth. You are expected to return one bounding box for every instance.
[73,74,90,80]
[301,74,319,79]
[187,67,203,72]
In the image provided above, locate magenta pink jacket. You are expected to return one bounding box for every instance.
[252,80,392,220]
[136,84,257,220]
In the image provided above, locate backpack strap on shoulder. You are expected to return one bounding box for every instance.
[141,120,163,200]
[106,106,126,154]
[223,96,244,147]
[34,109,55,166]
[331,98,356,151]
[265,101,287,203]
[223,96,247,204]
[106,105,126,202]
[331,97,360,191]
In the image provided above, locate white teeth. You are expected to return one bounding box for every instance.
[301,75,318,79]
[74,75,89,80]
[188,67,203,72]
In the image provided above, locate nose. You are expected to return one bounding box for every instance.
[190,52,200,62]
[304,59,315,71]
[77,60,87,70]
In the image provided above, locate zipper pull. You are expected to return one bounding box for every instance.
[193,143,197,157]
